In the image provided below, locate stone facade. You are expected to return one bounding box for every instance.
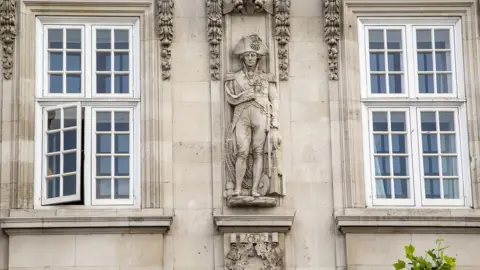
[0,0,480,269]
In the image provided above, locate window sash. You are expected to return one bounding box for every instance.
[42,102,82,205]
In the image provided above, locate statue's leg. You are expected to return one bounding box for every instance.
[233,110,251,196]
[251,110,267,197]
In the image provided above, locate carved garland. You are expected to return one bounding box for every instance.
[274,0,290,81]
[324,0,340,80]
[157,0,174,80]
[207,0,291,81]
[0,0,16,80]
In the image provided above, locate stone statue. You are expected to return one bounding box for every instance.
[224,34,283,207]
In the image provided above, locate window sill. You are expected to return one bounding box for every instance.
[1,209,173,235]
[214,214,295,233]
[336,208,480,234]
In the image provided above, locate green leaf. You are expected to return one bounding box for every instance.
[405,244,416,255]
[393,260,406,269]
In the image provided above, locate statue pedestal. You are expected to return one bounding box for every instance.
[227,196,277,207]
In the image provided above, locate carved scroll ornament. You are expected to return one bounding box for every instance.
[157,0,174,80]
[324,0,340,80]
[0,0,16,80]
[207,0,223,81]
[274,0,290,81]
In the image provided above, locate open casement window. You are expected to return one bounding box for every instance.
[359,18,471,207]
[42,103,82,205]
[35,17,140,207]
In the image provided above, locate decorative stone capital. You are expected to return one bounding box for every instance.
[324,0,340,81]
[157,0,174,80]
[0,0,16,80]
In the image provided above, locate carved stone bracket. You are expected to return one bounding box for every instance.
[157,0,174,80]
[274,0,290,81]
[225,232,284,270]
[0,0,16,80]
[206,0,291,81]
[324,0,340,80]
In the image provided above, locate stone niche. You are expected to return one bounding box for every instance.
[214,0,287,208]
[224,232,285,270]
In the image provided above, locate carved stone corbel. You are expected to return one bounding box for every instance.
[157,0,174,80]
[324,0,340,80]
[0,0,16,80]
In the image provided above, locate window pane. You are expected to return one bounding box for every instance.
[114,178,130,199]
[369,53,385,71]
[47,177,60,198]
[439,112,455,131]
[97,134,111,153]
[66,74,81,94]
[48,132,61,153]
[47,109,61,130]
[444,179,459,199]
[63,174,76,196]
[436,74,452,94]
[387,53,402,71]
[376,179,391,198]
[422,134,438,153]
[96,112,111,131]
[374,156,390,176]
[390,112,405,131]
[393,157,408,176]
[388,74,403,94]
[66,29,81,49]
[417,52,433,71]
[49,74,63,94]
[114,75,129,94]
[49,52,63,71]
[96,30,111,49]
[97,74,111,94]
[374,134,389,154]
[394,179,409,199]
[115,157,129,176]
[442,157,457,176]
[441,134,456,153]
[392,135,406,153]
[66,52,81,71]
[96,52,111,71]
[64,130,77,151]
[96,156,111,176]
[386,30,402,49]
[115,30,129,49]
[435,52,451,71]
[423,156,439,176]
[48,29,63,49]
[425,178,441,199]
[114,53,129,71]
[115,112,130,131]
[115,134,129,153]
[96,179,111,199]
[416,29,432,49]
[372,112,388,131]
[63,152,76,173]
[434,29,450,49]
[371,74,386,94]
[419,74,434,93]
[64,107,77,128]
[369,30,384,49]
[47,155,60,176]
[421,112,436,131]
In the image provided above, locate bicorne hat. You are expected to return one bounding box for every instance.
[233,34,269,56]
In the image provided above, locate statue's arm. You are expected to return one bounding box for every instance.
[225,80,254,105]
[268,80,280,129]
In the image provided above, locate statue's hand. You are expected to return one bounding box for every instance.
[270,128,282,150]
[244,90,255,100]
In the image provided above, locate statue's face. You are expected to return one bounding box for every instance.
[242,52,259,67]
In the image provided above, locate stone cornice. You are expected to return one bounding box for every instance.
[344,0,474,7]
[0,215,173,235]
[214,214,295,233]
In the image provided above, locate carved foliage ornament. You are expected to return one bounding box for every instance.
[157,0,174,80]
[1,0,16,80]
[324,0,340,80]
[226,233,284,270]
[206,0,291,81]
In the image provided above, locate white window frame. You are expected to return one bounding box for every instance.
[34,16,141,208]
[359,17,471,208]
